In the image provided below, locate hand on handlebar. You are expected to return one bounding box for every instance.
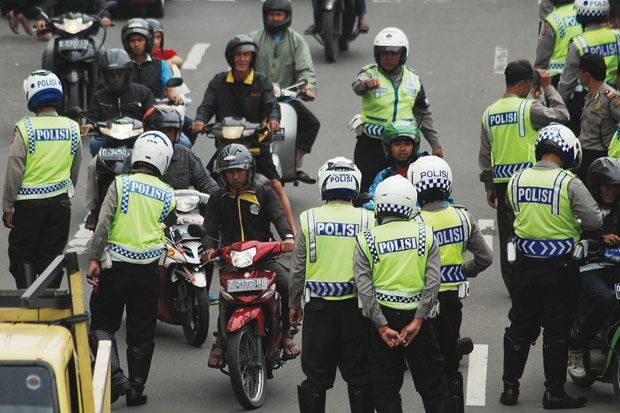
[192,121,205,133]
[280,238,294,253]
[268,120,280,133]
[201,248,217,263]
[603,234,620,247]
[35,20,46,30]
[101,17,112,27]
[80,124,94,135]
[300,88,316,102]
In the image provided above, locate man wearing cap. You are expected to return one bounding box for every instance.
[479,59,568,295]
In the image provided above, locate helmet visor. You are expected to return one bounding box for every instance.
[234,44,257,55]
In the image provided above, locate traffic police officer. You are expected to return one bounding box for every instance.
[353,175,456,413]
[290,157,373,413]
[3,70,82,288]
[500,124,602,409]
[408,156,493,413]
[352,27,442,193]
[558,0,618,135]
[575,53,620,182]
[87,131,176,406]
[534,0,583,86]
[479,59,568,295]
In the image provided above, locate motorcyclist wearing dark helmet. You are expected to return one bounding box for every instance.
[146,18,184,69]
[568,157,620,381]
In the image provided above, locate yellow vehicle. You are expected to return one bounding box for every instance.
[0,253,111,413]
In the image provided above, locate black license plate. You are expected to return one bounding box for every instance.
[99,147,131,161]
[59,38,89,51]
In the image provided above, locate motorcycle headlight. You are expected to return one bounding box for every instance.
[54,18,92,34]
[230,247,257,268]
[176,195,200,213]
[222,126,244,140]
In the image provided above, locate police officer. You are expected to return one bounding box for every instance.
[353,175,456,413]
[290,157,373,413]
[534,0,583,87]
[558,0,618,135]
[87,131,176,406]
[352,27,442,193]
[500,124,602,409]
[3,70,82,288]
[479,59,568,295]
[575,53,620,182]
[408,156,493,413]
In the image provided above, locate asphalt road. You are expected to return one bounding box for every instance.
[0,0,618,411]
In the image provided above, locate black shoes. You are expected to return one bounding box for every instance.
[499,381,519,406]
[296,170,317,184]
[542,390,587,409]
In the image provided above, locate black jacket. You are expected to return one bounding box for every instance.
[131,59,164,99]
[165,146,219,195]
[40,0,110,17]
[87,83,155,122]
[202,180,292,249]
[195,70,280,124]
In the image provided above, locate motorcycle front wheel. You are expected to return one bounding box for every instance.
[228,325,266,409]
[613,354,620,402]
[321,10,338,63]
[182,286,209,347]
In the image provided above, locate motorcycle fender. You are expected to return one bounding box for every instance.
[64,69,79,84]
[227,307,265,335]
[191,270,207,288]
[272,102,297,181]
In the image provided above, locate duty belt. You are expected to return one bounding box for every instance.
[375,289,422,304]
[440,265,466,283]
[514,236,573,258]
[305,280,357,297]
[493,162,532,179]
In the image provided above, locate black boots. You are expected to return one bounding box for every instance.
[447,372,464,413]
[297,385,326,413]
[456,337,474,361]
[542,340,587,409]
[348,384,374,413]
[126,343,155,407]
[500,334,530,406]
[15,261,37,289]
[89,330,130,403]
[434,396,460,413]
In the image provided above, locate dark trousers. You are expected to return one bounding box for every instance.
[354,134,387,193]
[495,183,515,295]
[289,100,320,155]
[8,194,71,288]
[89,261,160,346]
[369,306,449,413]
[566,91,586,138]
[300,298,371,392]
[430,291,462,380]
[575,149,607,185]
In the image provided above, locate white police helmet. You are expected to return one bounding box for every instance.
[575,0,609,23]
[374,175,417,219]
[317,157,362,201]
[534,123,582,170]
[131,131,174,175]
[373,27,409,65]
[407,156,453,200]
[23,70,63,112]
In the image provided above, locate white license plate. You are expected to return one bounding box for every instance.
[615,283,620,300]
[271,129,285,142]
[99,147,131,161]
[59,38,89,51]
[227,278,268,293]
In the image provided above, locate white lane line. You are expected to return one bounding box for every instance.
[494,46,509,75]
[478,219,495,251]
[184,43,211,70]
[207,0,235,2]
[374,0,402,2]
[66,222,93,254]
[466,344,488,406]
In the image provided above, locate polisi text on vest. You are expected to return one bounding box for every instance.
[488,111,518,127]
[316,222,360,237]
[378,237,418,254]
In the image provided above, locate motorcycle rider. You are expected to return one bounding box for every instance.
[192,35,297,232]
[568,157,620,379]
[200,144,298,368]
[408,156,493,412]
[3,70,82,288]
[87,131,176,407]
[35,0,112,41]
[305,0,369,34]
[352,27,442,193]
[500,123,601,409]
[289,157,374,413]
[250,0,320,184]
[353,175,456,412]
[146,18,184,69]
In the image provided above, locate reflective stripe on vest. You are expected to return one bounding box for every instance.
[440,265,467,283]
[375,289,422,305]
[106,243,164,262]
[306,280,357,297]
[545,4,582,76]
[513,236,574,258]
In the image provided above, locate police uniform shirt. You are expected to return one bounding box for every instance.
[3,112,83,213]
[478,90,569,190]
[579,83,620,151]
[539,0,554,21]
[534,21,557,70]
[352,216,441,328]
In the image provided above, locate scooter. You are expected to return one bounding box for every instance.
[310,0,361,62]
[213,240,287,410]
[158,190,212,347]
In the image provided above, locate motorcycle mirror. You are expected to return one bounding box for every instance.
[166,77,183,88]
[187,224,206,238]
[104,1,118,10]
[30,7,49,21]
[66,106,85,120]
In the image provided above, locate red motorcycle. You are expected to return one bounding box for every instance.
[215,240,287,410]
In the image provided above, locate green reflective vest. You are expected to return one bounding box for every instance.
[609,130,620,158]
[573,27,620,85]
[545,4,583,76]
[107,173,175,264]
[482,96,538,183]
[356,219,433,310]
[301,203,373,300]
[360,64,421,138]
[419,206,471,292]
[15,115,79,201]
[507,167,581,258]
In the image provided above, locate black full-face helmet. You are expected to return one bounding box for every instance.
[262,0,292,34]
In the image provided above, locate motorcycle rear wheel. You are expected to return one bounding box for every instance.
[613,354,620,401]
[182,287,209,347]
[228,325,266,409]
[321,10,338,63]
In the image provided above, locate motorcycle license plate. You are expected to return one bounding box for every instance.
[99,147,132,161]
[271,129,285,142]
[227,278,268,293]
[58,38,89,51]
[615,283,620,300]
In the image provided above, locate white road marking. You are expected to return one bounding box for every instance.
[66,222,93,254]
[478,219,495,251]
[374,0,402,2]
[184,43,211,70]
[207,0,235,2]
[466,344,488,406]
[494,46,509,75]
